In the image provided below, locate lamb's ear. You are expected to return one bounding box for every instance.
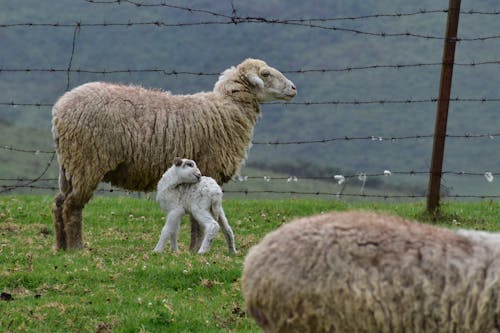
[248,73,264,89]
[173,157,183,166]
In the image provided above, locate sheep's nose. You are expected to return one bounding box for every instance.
[291,84,297,91]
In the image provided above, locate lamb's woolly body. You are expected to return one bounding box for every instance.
[51,58,296,250]
[242,211,500,333]
[154,159,236,254]
[157,175,223,219]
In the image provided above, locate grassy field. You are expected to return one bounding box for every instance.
[1,195,500,332]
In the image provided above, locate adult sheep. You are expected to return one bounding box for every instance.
[242,211,500,333]
[52,58,297,250]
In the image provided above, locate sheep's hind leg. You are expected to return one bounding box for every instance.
[62,177,99,250]
[53,166,70,250]
[154,208,185,252]
[53,192,67,250]
[192,211,220,254]
[62,192,86,250]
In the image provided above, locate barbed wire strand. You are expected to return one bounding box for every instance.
[0,152,56,194]
[1,19,499,42]
[1,60,498,76]
[2,170,500,183]
[3,183,500,199]
[2,132,500,155]
[2,97,499,109]
[85,0,230,19]
[83,1,500,19]
[66,24,80,90]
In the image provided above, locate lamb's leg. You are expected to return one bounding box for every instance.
[154,208,185,252]
[189,215,203,252]
[191,211,220,254]
[217,208,237,254]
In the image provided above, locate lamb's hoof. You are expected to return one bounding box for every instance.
[152,247,164,253]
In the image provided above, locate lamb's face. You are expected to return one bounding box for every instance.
[173,158,202,184]
[249,64,297,102]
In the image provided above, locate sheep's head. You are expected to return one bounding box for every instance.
[215,58,297,102]
[172,157,202,184]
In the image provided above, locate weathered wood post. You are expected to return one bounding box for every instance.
[427,0,461,212]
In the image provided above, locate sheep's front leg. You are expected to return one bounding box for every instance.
[153,208,185,253]
[192,211,220,254]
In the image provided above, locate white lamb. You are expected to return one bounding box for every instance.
[154,158,236,254]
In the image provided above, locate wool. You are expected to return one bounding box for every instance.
[242,211,500,333]
[52,58,296,250]
[154,158,236,254]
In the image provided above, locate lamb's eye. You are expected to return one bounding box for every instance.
[186,162,193,167]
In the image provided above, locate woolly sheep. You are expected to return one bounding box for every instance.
[154,158,236,254]
[242,211,500,333]
[51,58,297,250]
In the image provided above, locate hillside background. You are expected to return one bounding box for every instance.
[1,0,499,198]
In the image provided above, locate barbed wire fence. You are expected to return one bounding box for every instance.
[1,1,499,200]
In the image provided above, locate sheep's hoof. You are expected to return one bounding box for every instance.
[152,247,164,253]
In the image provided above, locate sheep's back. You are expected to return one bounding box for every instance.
[242,211,500,333]
[52,82,258,190]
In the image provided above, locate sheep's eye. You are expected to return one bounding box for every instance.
[186,162,193,167]
[261,70,271,78]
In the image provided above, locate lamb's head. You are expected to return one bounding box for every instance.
[215,58,297,102]
[171,157,202,184]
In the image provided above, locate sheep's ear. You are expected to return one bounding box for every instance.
[248,73,264,89]
[173,157,183,166]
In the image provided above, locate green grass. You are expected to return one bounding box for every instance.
[1,196,500,332]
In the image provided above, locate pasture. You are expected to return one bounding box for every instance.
[1,195,500,332]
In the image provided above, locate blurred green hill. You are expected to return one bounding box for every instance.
[1,0,499,197]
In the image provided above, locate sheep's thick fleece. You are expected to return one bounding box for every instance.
[53,81,258,192]
[242,211,500,333]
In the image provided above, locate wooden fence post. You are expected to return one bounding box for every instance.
[427,0,461,213]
